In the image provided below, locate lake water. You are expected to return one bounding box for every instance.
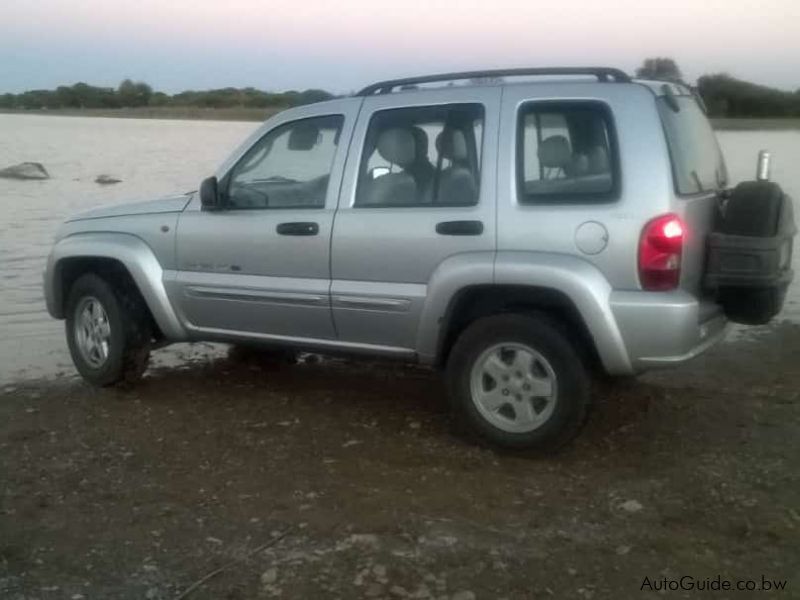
[1,114,798,383]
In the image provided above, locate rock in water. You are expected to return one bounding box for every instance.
[95,174,122,185]
[0,162,50,180]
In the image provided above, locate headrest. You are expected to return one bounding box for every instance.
[436,129,468,161]
[538,135,571,168]
[288,123,320,151]
[377,128,415,167]
[588,145,610,173]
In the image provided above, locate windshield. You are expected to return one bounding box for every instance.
[657,96,727,195]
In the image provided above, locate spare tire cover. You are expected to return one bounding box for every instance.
[721,181,784,237]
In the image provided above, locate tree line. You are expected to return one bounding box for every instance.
[636,57,800,117]
[2,61,799,117]
[0,79,334,111]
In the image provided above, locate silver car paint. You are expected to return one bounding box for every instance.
[414,251,496,362]
[68,194,193,222]
[496,83,675,290]
[171,98,362,341]
[45,232,186,340]
[44,79,729,374]
[610,291,728,369]
[331,86,500,350]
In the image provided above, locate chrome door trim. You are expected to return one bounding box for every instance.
[185,285,328,307]
[331,295,412,312]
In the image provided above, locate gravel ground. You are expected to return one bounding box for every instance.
[1,323,798,599]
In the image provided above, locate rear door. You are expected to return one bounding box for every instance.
[330,87,500,352]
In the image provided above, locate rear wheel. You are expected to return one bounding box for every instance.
[65,273,151,386]
[446,313,590,452]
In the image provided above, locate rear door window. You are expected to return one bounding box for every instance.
[355,104,484,207]
[517,102,618,203]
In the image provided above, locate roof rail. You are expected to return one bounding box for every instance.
[357,67,631,96]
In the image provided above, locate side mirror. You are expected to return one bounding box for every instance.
[200,176,221,210]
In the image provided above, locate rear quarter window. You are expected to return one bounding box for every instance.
[516,101,620,204]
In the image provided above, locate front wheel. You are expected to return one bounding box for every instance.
[65,273,151,386]
[446,313,590,452]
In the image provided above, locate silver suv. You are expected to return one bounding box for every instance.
[44,67,796,451]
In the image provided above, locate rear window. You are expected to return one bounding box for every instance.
[658,96,728,195]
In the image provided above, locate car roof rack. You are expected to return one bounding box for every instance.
[357,67,631,96]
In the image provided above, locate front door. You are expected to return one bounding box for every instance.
[330,88,500,352]
[173,103,356,342]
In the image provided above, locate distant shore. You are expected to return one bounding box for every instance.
[2,107,800,129]
[711,118,800,131]
[0,106,283,122]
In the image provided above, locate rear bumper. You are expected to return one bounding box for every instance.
[609,290,729,373]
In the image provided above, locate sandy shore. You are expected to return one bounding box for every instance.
[1,322,798,598]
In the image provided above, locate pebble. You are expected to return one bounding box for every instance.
[262,584,282,597]
[390,585,409,597]
[349,533,380,547]
[373,564,387,579]
[412,584,432,598]
[261,567,278,585]
[451,592,476,600]
[619,499,643,513]
[615,545,631,555]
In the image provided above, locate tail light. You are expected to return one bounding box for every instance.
[638,214,685,290]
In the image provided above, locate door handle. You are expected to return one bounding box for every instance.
[435,220,484,236]
[276,222,319,236]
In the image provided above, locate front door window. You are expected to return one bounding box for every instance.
[226,115,343,209]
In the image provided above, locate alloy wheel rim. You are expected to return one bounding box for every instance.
[469,342,557,433]
[74,296,111,368]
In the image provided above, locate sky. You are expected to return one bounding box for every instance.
[1,0,799,94]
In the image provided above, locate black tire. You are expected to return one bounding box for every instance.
[65,273,151,386]
[445,313,590,452]
[721,181,784,237]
